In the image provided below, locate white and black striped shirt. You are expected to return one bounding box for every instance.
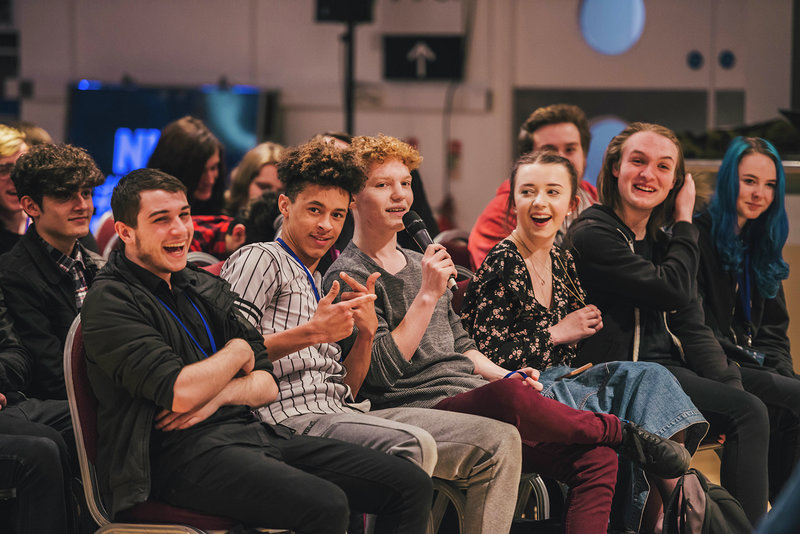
[221,242,362,425]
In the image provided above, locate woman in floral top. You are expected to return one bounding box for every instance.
[462,240,584,370]
[462,151,707,534]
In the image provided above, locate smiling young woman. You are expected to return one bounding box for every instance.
[695,136,800,504]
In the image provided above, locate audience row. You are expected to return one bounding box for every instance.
[0,105,796,534]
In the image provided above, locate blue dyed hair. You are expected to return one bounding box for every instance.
[707,136,789,298]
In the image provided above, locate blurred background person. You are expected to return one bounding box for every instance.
[225,141,284,215]
[147,116,226,215]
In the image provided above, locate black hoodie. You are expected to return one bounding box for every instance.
[565,204,742,387]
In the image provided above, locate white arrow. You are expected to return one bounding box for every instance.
[407,41,436,78]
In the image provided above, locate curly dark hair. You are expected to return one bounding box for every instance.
[12,144,105,206]
[111,168,187,227]
[277,139,366,201]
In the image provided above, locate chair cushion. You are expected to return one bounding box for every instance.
[117,500,236,529]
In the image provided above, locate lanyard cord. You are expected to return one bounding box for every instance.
[737,252,753,344]
[156,293,217,358]
[276,237,320,302]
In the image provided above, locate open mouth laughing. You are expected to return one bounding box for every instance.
[163,241,187,255]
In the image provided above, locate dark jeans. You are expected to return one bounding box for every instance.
[0,415,72,534]
[739,366,800,501]
[666,365,770,524]
[150,431,432,534]
[434,378,621,534]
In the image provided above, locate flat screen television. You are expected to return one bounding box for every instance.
[65,81,279,232]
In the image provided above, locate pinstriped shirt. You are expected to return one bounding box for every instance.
[221,241,364,425]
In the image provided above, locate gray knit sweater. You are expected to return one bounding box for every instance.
[323,242,485,409]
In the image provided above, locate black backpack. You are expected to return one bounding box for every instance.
[661,468,752,534]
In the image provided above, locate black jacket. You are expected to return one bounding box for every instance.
[0,225,103,400]
[566,205,741,387]
[695,210,795,376]
[82,250,274,517]
[0,284,33,398]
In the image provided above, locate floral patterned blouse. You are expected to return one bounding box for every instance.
[461,239,586,371]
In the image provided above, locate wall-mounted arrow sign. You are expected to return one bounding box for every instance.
[406,41,436,78]
[384,35,464,81]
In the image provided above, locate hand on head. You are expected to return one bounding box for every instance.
[673,172,696,223]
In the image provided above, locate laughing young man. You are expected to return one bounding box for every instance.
[0,144,104,401]
[324,134,691,534]
[222,139,523,533]
[81,168,432,534]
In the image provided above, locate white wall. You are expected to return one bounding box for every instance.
[15,0,794,229]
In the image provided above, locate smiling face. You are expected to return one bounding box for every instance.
[248,163,282,199]
[736,152,776,228]
[193,149,220,201]
[613,131,679,220]
[513,162,577,245]
[531,122,586,181]
[117,189,193,284]
[353,159,414,237]
[279,184,350,271]
[0,143,28,215]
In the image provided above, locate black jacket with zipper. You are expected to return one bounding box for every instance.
[0,224,103,400]
[695,210,795,377]
[565,204,741,387]
[82,249,276,517]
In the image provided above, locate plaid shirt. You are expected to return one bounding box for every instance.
[41,237,90,309]
[190,215,233,260]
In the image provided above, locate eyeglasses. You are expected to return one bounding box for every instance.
[0,163,15,179]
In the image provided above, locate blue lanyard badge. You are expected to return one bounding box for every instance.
[276,237,320,302]
[156,294,217,358]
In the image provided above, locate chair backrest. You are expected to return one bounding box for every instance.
[63,315,113,527]
[435,229,474,272]
[64,316,263,532]
[187,251,221,267]
[201,260,225,276]
[94,212,119,259]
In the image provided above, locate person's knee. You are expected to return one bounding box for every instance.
[308,485,350,533]
[483,378,535,417]
[400,465,434,516]
[411,429,438,475]
[732,390,770,434]
[22,436,62,474]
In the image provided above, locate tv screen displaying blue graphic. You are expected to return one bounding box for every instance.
[66,82,279,232]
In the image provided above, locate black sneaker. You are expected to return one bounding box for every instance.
[617,421,690,479]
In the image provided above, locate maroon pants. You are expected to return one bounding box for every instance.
[434,378,621,534]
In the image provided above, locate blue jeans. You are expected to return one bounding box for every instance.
[539,361,708,533]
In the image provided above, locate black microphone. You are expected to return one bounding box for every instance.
[402,210,457,290]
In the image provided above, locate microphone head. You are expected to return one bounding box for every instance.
[402,210,426,235]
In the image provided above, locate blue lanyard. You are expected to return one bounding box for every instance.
[276,237,320,302]
[156,293,217,358]
[736,252,753,343]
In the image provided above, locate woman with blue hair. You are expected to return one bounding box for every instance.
[695,136,800,502]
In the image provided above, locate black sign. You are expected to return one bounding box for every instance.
[383,35,464,81]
